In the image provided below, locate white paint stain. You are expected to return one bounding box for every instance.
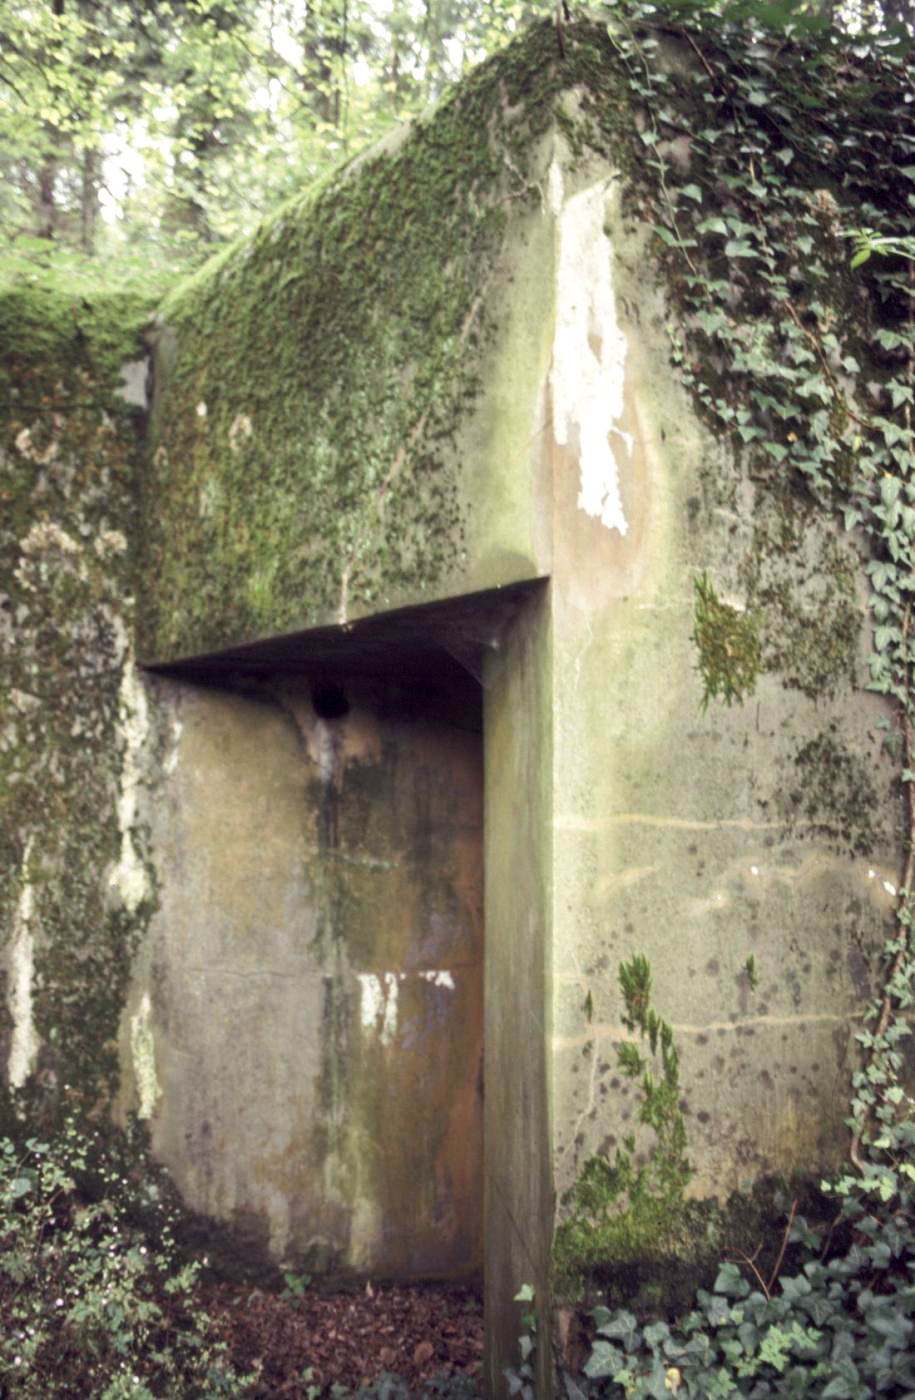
[359,970,455,1043]
[130,992,161,1119]
[358,974,397,1046]
[381,973,398,1043]
[549,167,629,535]
[164,716,183,776]
[109,658,151,913]
[116,359,149,408]
[419,970,455,990]
[8,840,39,1089]
[357,974,382,1028]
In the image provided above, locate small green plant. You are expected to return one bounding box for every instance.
[0,1117,251,1397]
[691,573,762,713]
[282,1267,313,1301]
[553,958,692,1295]
[507,1283,537,1400]
[744,955,758,992]
[846,227,915,268]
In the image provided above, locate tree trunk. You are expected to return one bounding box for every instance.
[80,146,100,253]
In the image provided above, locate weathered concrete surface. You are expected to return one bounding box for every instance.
[483,586,552,1397]
[543,164,897,1210]
[119,669,483,1279]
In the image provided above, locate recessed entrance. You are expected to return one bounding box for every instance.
[140,590,539,1284]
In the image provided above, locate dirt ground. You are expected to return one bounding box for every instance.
[204,1280,484,1397]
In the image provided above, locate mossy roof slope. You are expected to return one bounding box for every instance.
[138,6,914,662]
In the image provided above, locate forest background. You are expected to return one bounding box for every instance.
[1,0,913,294]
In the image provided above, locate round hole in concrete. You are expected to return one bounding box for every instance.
[312,682,350,720]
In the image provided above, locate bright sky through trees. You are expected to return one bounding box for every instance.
[0,0,910,281]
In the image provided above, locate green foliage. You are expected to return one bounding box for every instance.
[692,573,762,712]
[564,1176,915,1397]
[848,229,915,269]
[507,1284,539,1400]
[0,1117,251,1397]
[0,0,542,263]
[553,959,692,1295]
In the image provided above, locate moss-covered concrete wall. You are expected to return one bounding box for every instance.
[0,280,154,1122]
[138,23,564,661]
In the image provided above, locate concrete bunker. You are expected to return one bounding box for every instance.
[136,586,540,1286]
[5,16,908,1396]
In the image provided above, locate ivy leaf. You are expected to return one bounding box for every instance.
[714,1263,750,1298]
[595,1310,640,1351]
[655,226,697,249]
[724,239,757,258]
[874,626,898,652]
[798,375,831,402]
[820,1369,859,1398]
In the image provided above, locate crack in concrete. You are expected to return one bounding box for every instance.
[552,1008,869,1051]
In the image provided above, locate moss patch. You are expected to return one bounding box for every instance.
[692,572,762,711]
[774,729,882,857]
